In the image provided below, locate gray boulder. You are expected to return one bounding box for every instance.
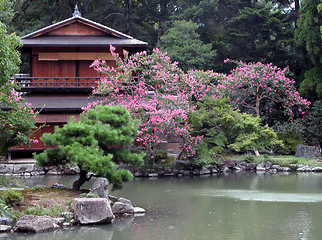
[200,168,211,175]
[0,217,12,225]
[72,198,114,224]
[112,198,134,215]
[313,167,322,172]
[15,215,60,232]
[0,225,11,232]
[51,183,66,189]
[90,177,109,198]
[256,163,266,171]
[264,161,272,169]
[295,144,320,158]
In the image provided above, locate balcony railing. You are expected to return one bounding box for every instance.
[14,75,99,91]
[14,75,140,92]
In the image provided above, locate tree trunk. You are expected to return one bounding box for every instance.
[156,0,168,47]
[254,148,260,157]
[72,169,88,190]
[175,149,183,162]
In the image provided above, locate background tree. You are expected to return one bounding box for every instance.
[295,0,322,102]
[0,0,37,158]
[172,0,301,73]
[160,20,215,71]
[34,105,144,190]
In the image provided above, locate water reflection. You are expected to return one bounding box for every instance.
[6,225,114,240]
[197,189,322,202]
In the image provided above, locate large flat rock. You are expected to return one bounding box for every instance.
[72,198,114,224]
[15,215,59,232]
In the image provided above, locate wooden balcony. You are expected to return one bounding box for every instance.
[14,75,100,92]
[14,75,139,92]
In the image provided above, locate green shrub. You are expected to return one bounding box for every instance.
[24,206,46,216]
[24,205,65,217]
[2,190,24,207]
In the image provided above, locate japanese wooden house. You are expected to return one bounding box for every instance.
[10,6,147,158]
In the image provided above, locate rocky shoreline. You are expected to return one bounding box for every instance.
[1,160,322,178]
[0,177,145,234]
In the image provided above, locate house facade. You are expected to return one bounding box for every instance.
[11,6,148,158]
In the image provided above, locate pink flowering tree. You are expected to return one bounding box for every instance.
[0,18,37,158]
[87,46,219,162]
[0,89,38,158]
[217,60,310,121]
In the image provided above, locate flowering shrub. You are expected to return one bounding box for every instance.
[216,60,310,120]
[0,89,37,157]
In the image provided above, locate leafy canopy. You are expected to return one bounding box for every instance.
[189,97,283,164]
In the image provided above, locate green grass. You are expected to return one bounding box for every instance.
[24,205,65,217]
[228,155,322,167]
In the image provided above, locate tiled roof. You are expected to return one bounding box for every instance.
[23,94,106,112]
[21,36,147,47]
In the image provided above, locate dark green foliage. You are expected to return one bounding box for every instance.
[274,132,305,155]
[299,67,322,102]
[174,0,299,73]
[154,150,167,163]
[304,100,322,147]
[2,190,24,207]
[272,120,306,154]
[160,20,215,71]
[34,105,144,190]
[295,0,322,66]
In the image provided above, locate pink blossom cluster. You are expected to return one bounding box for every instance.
[215,59,310,119]
[87,45,219,158]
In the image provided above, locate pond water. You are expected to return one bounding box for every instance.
[3,172,322,240]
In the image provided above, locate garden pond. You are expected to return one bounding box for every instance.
[3,172,322,240]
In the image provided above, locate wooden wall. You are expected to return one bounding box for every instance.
[11,114,81,151]
[31,47,120,80]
